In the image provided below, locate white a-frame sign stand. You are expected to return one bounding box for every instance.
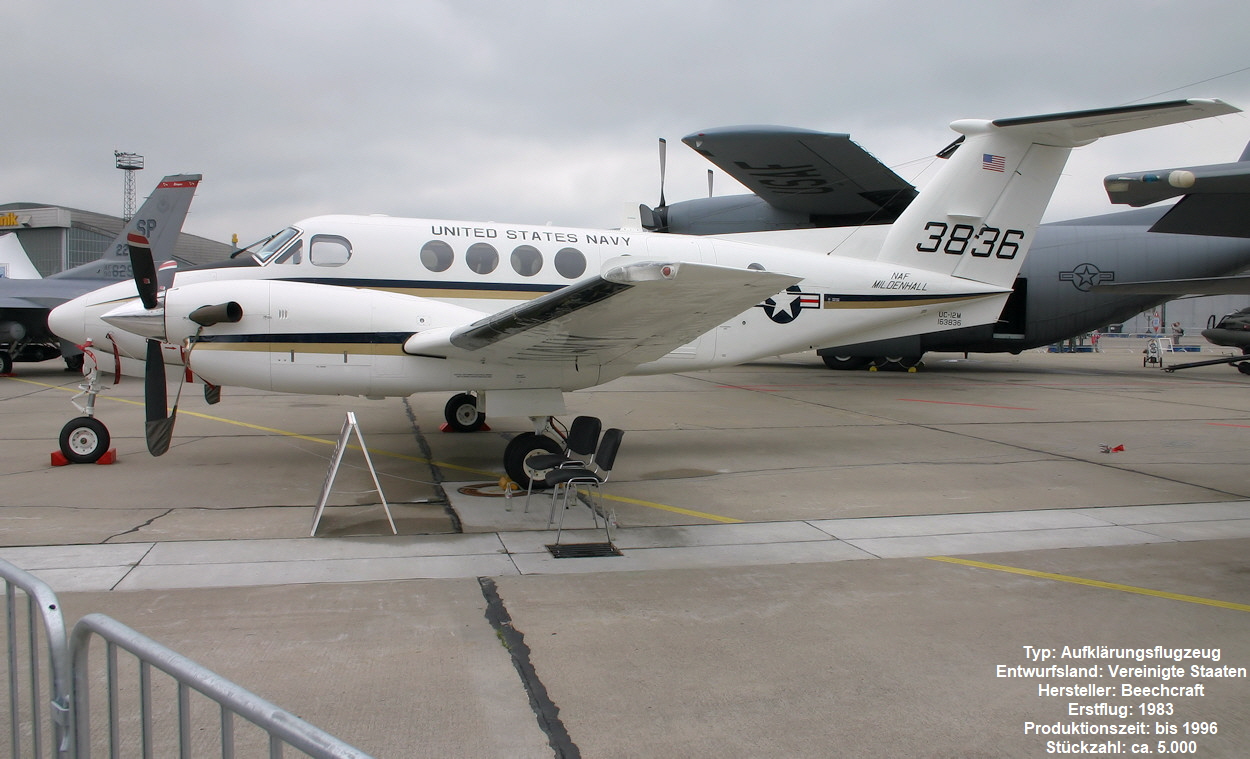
[311,412,397,536]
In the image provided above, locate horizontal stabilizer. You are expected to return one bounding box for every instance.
[989,99,1239,146]
[876,99,1240,289]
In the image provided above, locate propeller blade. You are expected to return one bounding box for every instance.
[143,338,173,456]
[146,412,176,458]
[658,138,668,209]
[708,169,714,198]
[128,233,160,310]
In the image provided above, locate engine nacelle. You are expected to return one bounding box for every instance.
[165,279,484,395]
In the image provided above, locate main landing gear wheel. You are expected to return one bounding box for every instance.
[444,393,486,432]
[871,356,924,372]
[821,354,871,371]
[0,350,12,375]
[59,416,110,464]
[503,433,562,489]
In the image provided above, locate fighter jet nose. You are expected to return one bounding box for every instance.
[101,300,167,341]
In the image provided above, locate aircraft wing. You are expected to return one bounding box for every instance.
[681,126,917,220]
[0,278,108,310]
[1093,275,1250,296]
[1105,155,1250,237]
[404,260,800,370]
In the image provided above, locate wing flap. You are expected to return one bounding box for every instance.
[404,261,799,370]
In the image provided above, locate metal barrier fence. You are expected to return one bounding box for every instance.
[2,560,374,758]
[2,561,71,758]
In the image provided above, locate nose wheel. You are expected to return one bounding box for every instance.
[59,416,111,464]
[56,342,114,464]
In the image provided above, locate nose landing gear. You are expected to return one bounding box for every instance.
[56,342,114,464]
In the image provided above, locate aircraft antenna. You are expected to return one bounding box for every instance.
[114,151,144,221]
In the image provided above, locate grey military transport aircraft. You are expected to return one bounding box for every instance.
[0,174,200,373]
[638,125,1250,370]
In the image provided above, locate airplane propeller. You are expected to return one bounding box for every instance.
[119,234,241,456]
[658,137,668,209]
[127,232,161,310]
[639,137,671,231]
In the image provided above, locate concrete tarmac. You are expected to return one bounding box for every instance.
[2,341,1249,757]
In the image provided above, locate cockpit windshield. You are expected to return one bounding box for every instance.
[254,227,303,264]
[1215,307,1250,331]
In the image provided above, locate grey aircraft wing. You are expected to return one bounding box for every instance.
[1104,149,1250,237]
[642,126,918,234]
[1093,275,1250,295]
[682,125,917,220]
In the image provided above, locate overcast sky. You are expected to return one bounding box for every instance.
[6,1,1250,247]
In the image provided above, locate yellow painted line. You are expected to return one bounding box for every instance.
[6,375,741,521]
[928,556,1250,613]
[600,493,743,524]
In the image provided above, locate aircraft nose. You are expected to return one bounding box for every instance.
[48,297,86,344]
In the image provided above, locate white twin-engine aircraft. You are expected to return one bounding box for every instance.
[48,100,1238,483]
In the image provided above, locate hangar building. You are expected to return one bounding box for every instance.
[0,202,231,277]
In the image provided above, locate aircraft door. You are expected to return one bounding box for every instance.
[992,277,1028,339]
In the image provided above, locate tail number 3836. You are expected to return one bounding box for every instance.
[915,222,1025,259]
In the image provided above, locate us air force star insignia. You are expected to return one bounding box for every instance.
[1058,263,1115,292]
[757,286,821,324]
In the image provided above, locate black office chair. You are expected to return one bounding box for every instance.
[545,427,624,542]
[519,415,602,512]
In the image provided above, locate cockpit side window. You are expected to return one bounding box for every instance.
[310,235,352,267]
[255,227,302,264]
[274,240,303,265]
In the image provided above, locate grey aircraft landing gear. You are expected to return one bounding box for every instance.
[443,392,487,432]
[871,355,924,371]
[821,354,871,370]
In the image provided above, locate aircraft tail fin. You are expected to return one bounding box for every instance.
[0,232,43,279]
[54,174,201,280]
[876,99,1239,288]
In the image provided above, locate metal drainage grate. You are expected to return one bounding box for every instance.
[546,542,622,559]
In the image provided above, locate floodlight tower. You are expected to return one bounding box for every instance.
[114,151,144,221]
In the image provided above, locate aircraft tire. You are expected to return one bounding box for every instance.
[504,433,563,490]
[444,393,486,432]
[0,350,11,375]
[1238,362,1250,376]
[59,416,110,464]
[63,353,84,373]
[821,354,872,371]
[872,356,924,371]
